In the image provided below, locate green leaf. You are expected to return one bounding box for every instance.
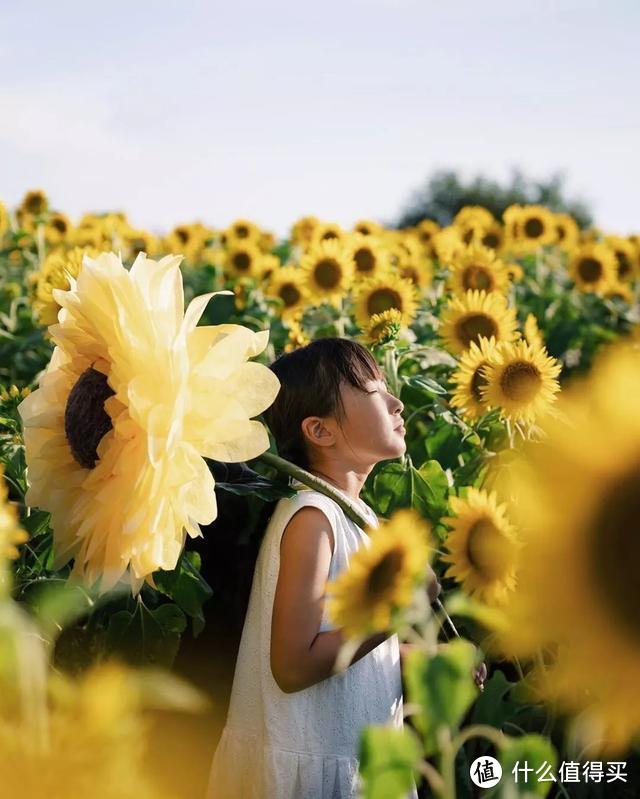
[403,639,480,756]
[153,551,213,638]
[496,734,558,798]
[105,600,186,668]
[358,725,423,799]
[373,462,412,516]
[470,671,520,730]
[412,460,449,522]
[403,374,448,395]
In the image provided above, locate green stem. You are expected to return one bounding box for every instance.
[256,452,370,529]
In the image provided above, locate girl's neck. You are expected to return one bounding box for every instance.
[307,467,369,503]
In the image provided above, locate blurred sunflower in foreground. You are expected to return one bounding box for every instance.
[18,252,280,594]
[325,508,432,639]
[490,341,640,754]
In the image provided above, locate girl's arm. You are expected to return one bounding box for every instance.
[271,506,394,694]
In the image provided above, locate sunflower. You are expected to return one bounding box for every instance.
[439,290,518,355]
[0,465,28,572]
[325,507,432,639]
[413,219,440,255]
[479,222,504,252]
[44,212,72,245]
[223,241,264,280]
[481,338,561,426]
[554,213,580,251]
[224,218,261,246]
[604,279,634,303]
[523,313,545,350]
[432,226,465,264]
[441,488,519,605]
[283,317,311,352]
[568,242,618,293]
[509,205,557,252]
[290,215,320,246]
[489,343,640,754]
[265,265,311,321]
[18,251,280,595]
[123,228,161,260]
[0,201,9,237]
[309,221,346,246]
[360,307,403,346]
[352,271,419,331]
[453,206,494,230]
[605,235,639,283]
[449,335,501,422]
[299,238,355,308]
[19,189,49,217]
[164,222,210,262]
[348,234,391,280]
[446,244,510,296]
[387,233,433,291]
[353,219,383,236]
[32,247,100,327]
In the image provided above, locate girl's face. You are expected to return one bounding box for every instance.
[334,374,406,465]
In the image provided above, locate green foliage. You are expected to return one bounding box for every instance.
[370,458,449,524]
[403,639,480,756]
[359,725,423,799]
[496,734,558,798]
[153,551,213,638]
[396,168,592,229]
[105,599,187,668]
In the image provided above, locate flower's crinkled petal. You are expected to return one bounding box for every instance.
[201,419,271,462]
[214,361,281,419]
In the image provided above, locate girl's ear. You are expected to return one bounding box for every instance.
[300,416,335,449]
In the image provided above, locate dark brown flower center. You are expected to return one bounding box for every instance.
[232,252,252,272]
[175,227,190,244]
[482,232,500,249]
[51,217,67,234]
[524,218,544,239]
[354,248,375,273]
[466,517,512,580]
[280,282,301,307]
[577,257,603,283]
[234,224,249,238]
[462,265,494,292]
[615,251,631,278]
[321,230,339,241]
[64,368,115,469]
[367,288,402,317]
[455,314,499,349]
[24,193,47,215]
[590,463,640,640]
[471,363,489,402]
[500,361,541,402]
[365,548,405,597]
[314,258,341,288]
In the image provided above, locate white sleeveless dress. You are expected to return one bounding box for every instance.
[206,478,420,799]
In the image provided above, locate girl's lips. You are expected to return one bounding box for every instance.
[394,423,405,432]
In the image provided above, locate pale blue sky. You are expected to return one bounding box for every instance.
[1,0,638,237]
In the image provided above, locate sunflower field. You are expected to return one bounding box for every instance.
[1,189,639,798]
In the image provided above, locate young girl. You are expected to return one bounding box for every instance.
[206,337,420,799]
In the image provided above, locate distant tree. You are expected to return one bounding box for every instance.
[395,168,593,229]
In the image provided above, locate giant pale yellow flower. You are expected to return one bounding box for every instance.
[325,508,432,639]
[490,342,640,754]
[18,251,280,595]
[31,247,100,327]
[439,289,518,355]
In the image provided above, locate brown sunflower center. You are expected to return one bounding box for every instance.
[466,517,512,581]
[471,363,489,403]
[234,225,249,238]
[365,547,405,598]
[499,361,542,403]
[577,257,603,283]
[232,252,251,272]
[175,227,190,244]
[280,282,301,307]
[524,218,544,239]
[556,225,566,242]
[52,217,67,234]
[25,193,47,214]
[615,251,631,278]
[482,232,500,249]
[314,258,342,288]
[321,230,339,241]
[455,313,499,349]
[401,267,419,285]
[64,367,115,469]
[590,463,640,641]
[354,248,375,273]
[462,265,494,292]
[367,288,402,317]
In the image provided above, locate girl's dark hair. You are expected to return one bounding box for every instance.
[262,337,383,470]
